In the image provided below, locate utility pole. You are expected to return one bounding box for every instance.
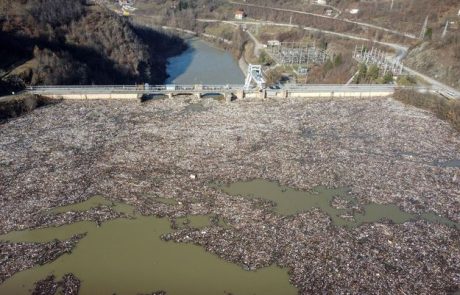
[420,15,428,39]
[441,20,449,39]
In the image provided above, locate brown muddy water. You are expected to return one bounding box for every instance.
[0,199,296,295]
[218,179,459,228]
[2,178,457,294]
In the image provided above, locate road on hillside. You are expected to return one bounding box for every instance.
[197,18,459,99]
[228,1,418,40]
[197,19,408,59]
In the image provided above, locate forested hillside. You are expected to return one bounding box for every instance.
[0,0,187,94]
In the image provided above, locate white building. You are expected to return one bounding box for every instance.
[119,0,134,6]
[235,9,245,20]
[267,40,281,46]
[349,8,360,15]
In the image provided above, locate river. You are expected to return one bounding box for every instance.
[166,38,245,85]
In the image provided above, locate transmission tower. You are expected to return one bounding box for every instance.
[267,42,328,66]
[353,45,403,75]
[244,64,266,90]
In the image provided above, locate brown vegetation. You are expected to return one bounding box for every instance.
[405,33,460,90]
[0,95,57,122]
[242,0,459,36]
[307,54,356,84]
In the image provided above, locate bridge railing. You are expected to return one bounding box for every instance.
[27,84,245,93]
[26,84,449,97]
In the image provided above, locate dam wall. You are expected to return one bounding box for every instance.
[28,84,400,101]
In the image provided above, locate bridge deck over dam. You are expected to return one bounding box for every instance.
[26,84,445,101]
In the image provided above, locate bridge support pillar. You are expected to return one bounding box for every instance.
[225,93,232,103]
[194,93,202,99]
[259,89,267,99]
[167,93,173,99]
[235,90,244,100]
[283,90,288,99]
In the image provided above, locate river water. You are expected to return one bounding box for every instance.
[218,179,459,229]
[0,199,296,295]
[166,38,245,85]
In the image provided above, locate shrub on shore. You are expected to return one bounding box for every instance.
[394,89,460,131]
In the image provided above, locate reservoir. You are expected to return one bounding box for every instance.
[166,38,245,85]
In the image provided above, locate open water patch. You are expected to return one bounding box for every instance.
[218,179,459,229]
[0,199,296,295]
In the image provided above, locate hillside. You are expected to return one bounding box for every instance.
[229,0,460,88]
[404,35,460,90]
[0,0,187,95]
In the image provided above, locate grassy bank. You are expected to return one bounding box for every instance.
[394,89,460,132]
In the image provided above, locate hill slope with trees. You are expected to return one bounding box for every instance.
[0,0,187,94]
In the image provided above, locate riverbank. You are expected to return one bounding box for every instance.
[0,94,57,122]
[0,96,458,294]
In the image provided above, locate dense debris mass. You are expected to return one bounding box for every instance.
[31,273,80,295]
[31,206,127,229]
[31,275,58,295]
[0,96,459,293]
[0,234,84,284]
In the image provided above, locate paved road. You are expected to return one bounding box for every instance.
[228,1,418,40]
[197,18,408,59]
[403,67,460,99]
[245,30,263,58]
